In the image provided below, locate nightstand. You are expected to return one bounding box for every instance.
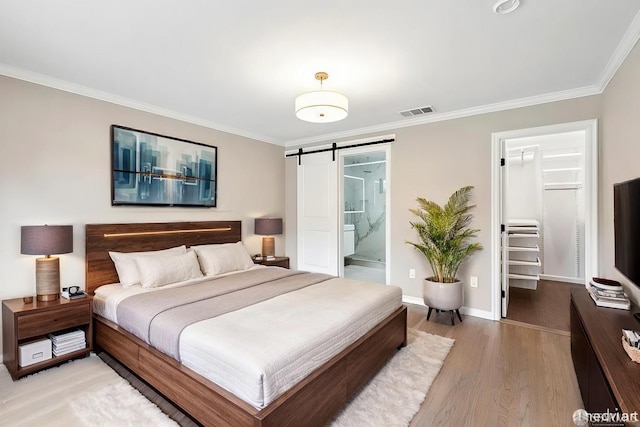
[2,296,93,380]
[254,256,290,269]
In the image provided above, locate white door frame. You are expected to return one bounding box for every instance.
[490,119,598,320]
[338,143,392,284]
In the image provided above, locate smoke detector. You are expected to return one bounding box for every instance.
[493,0,520,14]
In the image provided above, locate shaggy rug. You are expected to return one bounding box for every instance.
[330,329,454,426]
[0,354,176,427]
[0,330,453,426]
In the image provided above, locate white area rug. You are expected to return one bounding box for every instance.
[330,329,454,427]
[0,355,176,427]
[0,330,453,427]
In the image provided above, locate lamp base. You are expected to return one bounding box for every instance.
[261,237,275,258]
[37,293,60,302]
[35,256,61,302]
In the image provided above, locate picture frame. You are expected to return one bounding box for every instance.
[111,125,217,207]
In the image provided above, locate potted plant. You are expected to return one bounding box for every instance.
[407,185,482,324]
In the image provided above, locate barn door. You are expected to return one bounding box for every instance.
[296,151,339,274]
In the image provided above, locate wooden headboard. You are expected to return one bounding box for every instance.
[85,221,242,295]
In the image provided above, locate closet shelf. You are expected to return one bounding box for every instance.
[508,219,540,228]
[508,245,540,252]
[544,181,583,188]
[509,273,540,280]
[543,167,582,173]
[508,232,540,238]
[506,218,540,290]
[508,258,541,267]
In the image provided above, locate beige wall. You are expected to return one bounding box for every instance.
[601,40,640,303]
[288,35,640,313]
[393,98,603,314]
[0,76,285,352]
[287,97,602,315]
[1,36,638,357]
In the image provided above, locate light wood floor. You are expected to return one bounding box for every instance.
[103,304,584,426]
[409,304,583,426]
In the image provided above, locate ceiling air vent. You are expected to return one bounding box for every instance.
[399,105,435,117]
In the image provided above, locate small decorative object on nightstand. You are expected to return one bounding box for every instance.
[253,256,290,269]
[2,295,93,380]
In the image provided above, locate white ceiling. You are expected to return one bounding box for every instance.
[1,1,640,147]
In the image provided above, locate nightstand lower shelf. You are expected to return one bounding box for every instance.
[12,346,91,379]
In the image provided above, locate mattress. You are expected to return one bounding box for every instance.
[93,270,402,409]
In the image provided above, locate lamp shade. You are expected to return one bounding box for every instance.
[255,218,283,236]
[295,90,349,123]
[21,225,73,256]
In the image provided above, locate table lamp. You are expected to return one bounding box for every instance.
[254,218,283,258]
[21,225,73,301]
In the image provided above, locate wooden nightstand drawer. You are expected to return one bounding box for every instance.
[17,304,90,340]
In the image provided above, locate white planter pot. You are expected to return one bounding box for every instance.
[422,278,463,311]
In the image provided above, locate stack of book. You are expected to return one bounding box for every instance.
[587,277,631,310]
[48,329,86,357]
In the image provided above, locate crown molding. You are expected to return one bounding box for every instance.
[4,9,640,151]
[286,15,640,148]
[598,9,640,91]
[284,84,601,147]
[0,64,282,146]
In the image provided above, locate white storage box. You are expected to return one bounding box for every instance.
[19,338,52,367]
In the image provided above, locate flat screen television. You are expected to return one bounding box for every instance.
[614,177,640,289]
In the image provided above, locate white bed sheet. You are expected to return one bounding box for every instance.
[93,272,402,409]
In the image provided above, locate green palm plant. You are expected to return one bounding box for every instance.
[407,185,482,283]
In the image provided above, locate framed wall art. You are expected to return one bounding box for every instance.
[111,125,217,207]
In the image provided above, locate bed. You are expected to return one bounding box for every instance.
[86,221,407,427]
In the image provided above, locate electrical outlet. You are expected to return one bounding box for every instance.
[470,276,478,288]
[409,268,416,279]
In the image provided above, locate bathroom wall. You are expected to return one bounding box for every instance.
[343,154,386,263]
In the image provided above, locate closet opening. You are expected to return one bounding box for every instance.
[491,120,598,329]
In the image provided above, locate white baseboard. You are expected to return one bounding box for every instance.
[402,295,495,321]
[458,306,494,320]
[402,295,424,306]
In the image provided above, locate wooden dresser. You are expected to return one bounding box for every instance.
[570,288,640,414]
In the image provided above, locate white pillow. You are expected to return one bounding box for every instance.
[135,250,203,289]
[109,245,187,287]
[193,241,254,276]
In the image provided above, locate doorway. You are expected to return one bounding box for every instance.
[341,150,388,284]
[294,138,392,283]
[491,120,598,322]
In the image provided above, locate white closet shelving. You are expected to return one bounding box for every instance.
[508,219,540,290]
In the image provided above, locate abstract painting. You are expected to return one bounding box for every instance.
[111,125,217,207]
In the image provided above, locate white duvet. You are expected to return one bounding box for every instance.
[94,272,402,409]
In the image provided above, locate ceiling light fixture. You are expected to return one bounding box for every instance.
[493,0,520,14]
[295,72,348,123]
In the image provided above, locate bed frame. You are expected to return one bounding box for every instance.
[86,221,407,427]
